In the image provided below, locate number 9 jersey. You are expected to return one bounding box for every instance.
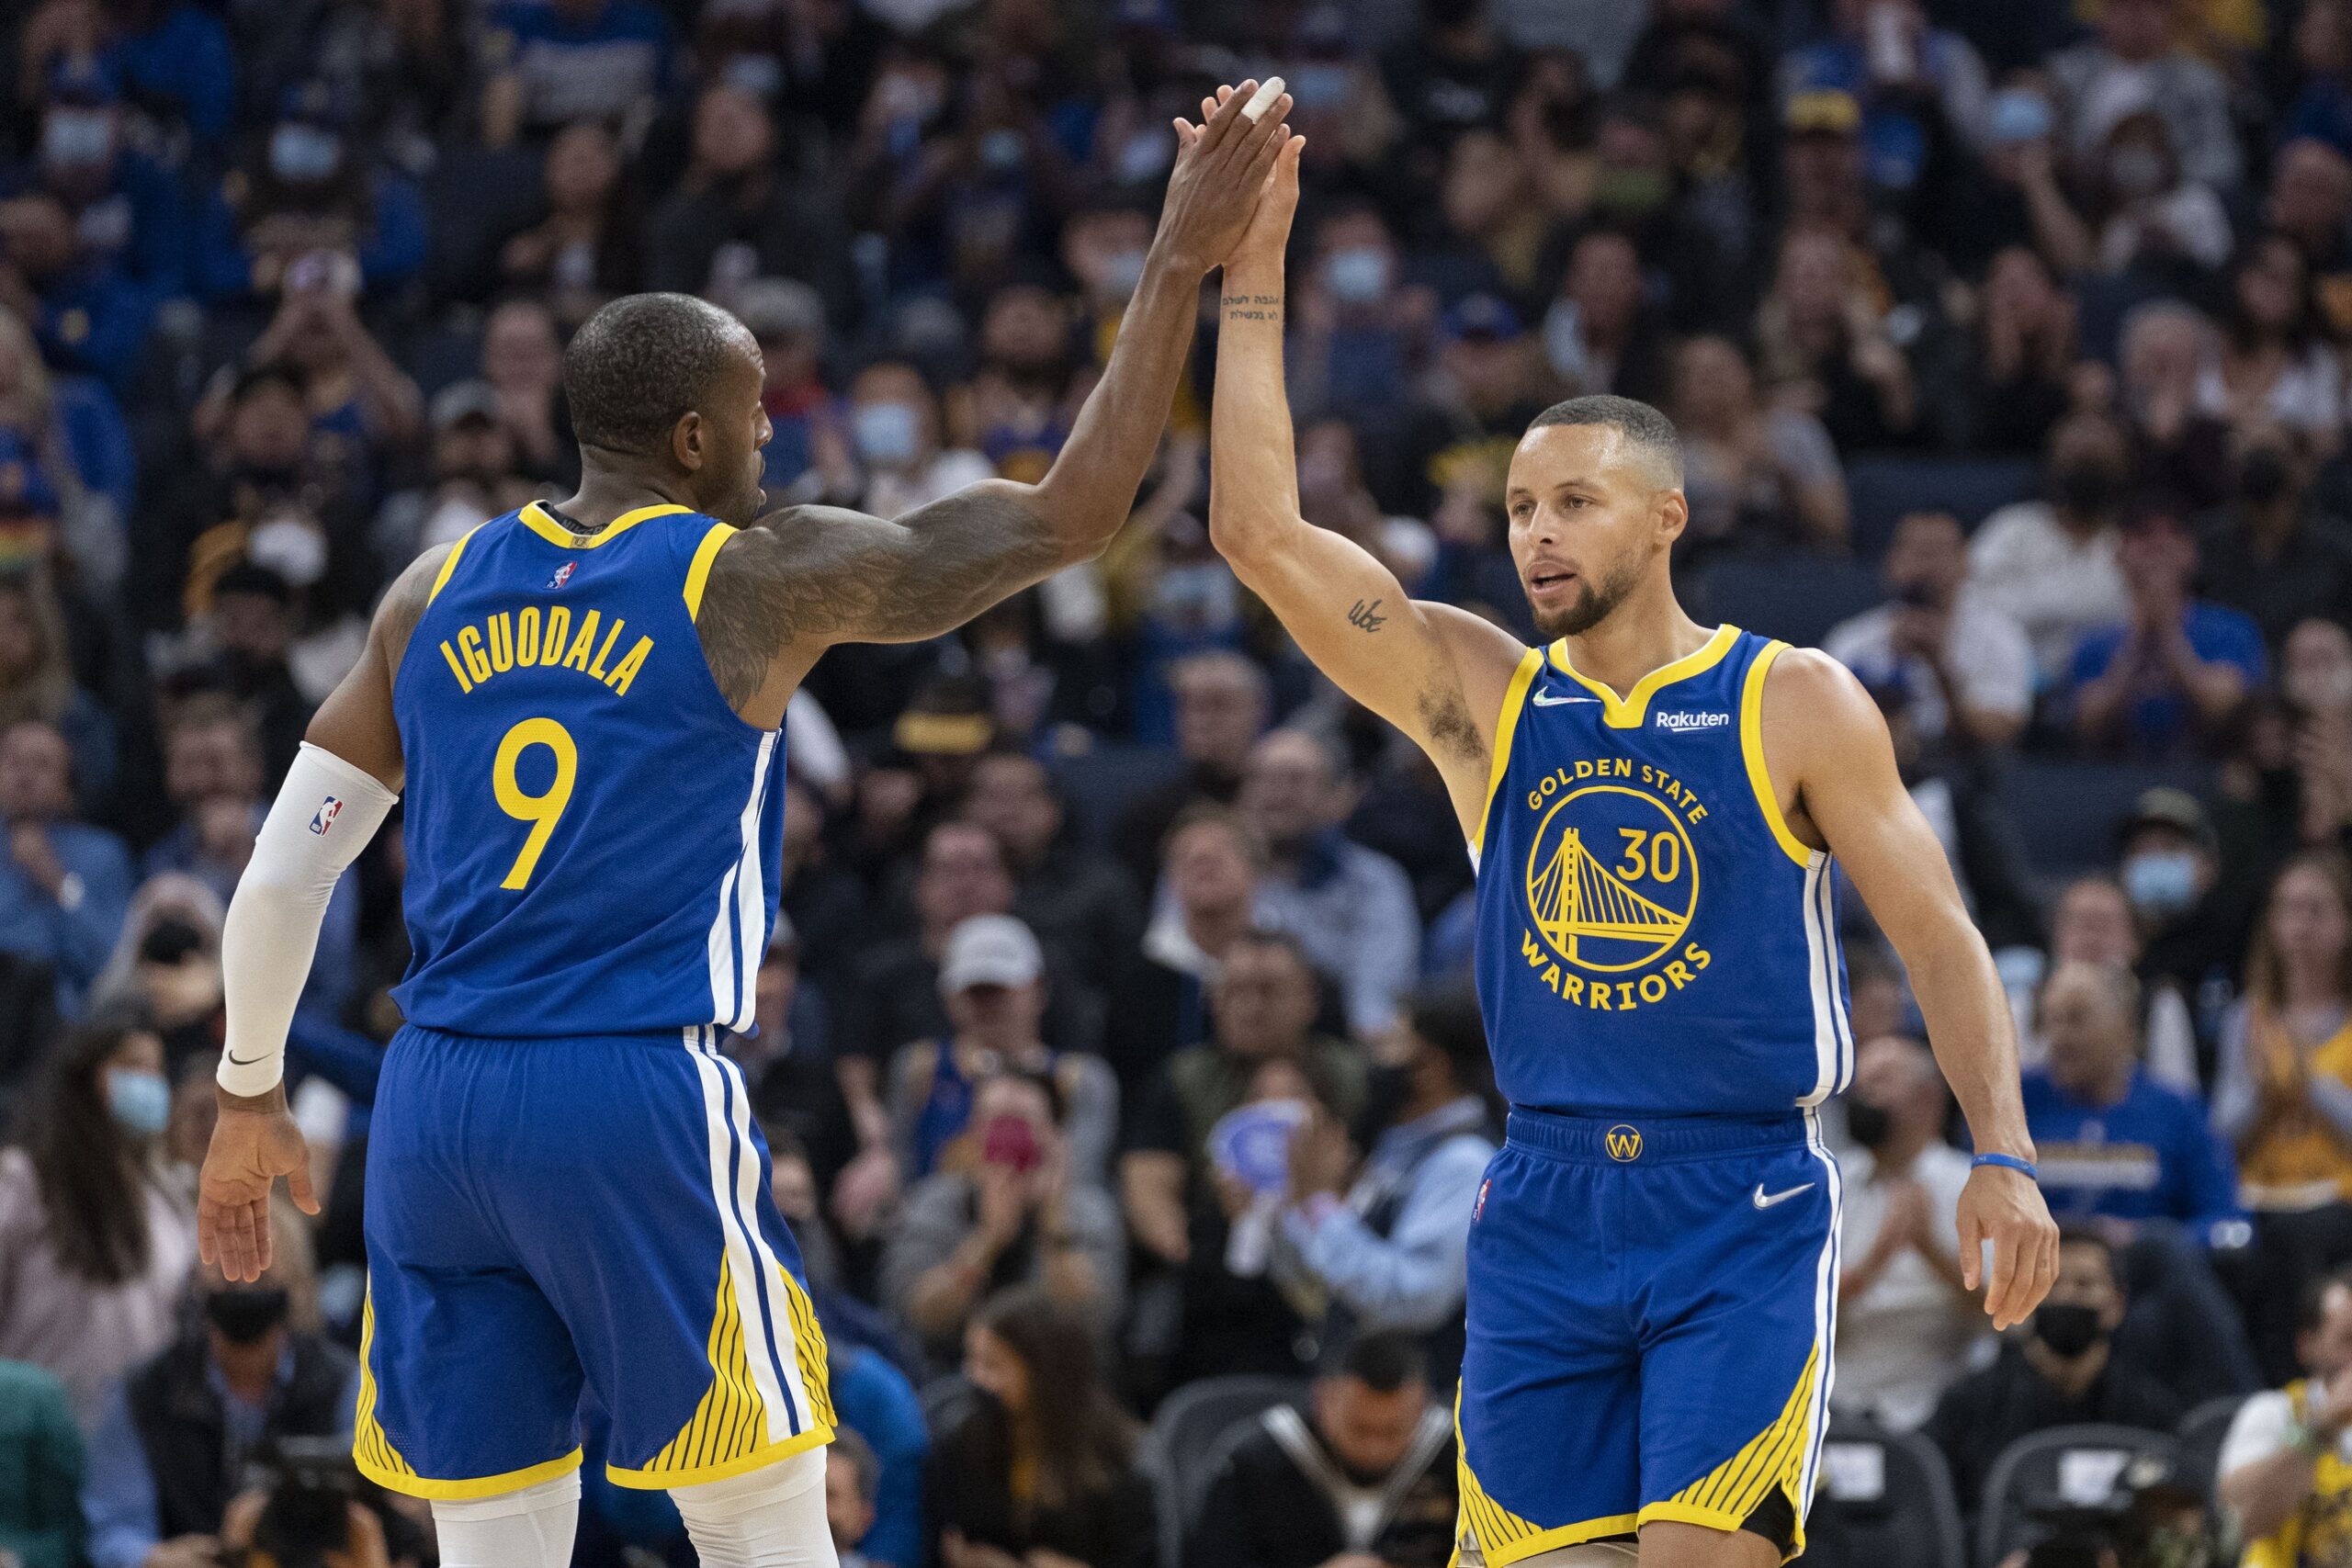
[392,502,782,1039]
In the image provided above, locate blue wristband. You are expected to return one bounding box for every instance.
[1973,1152,2039,1181]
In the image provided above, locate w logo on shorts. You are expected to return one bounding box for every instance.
[1605,1124,1644,1162]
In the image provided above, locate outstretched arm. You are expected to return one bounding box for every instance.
[1202,106,1522,836]
[699,83,1294,719]
[1764,649,2058,1330]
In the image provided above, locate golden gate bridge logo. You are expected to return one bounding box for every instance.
[1523,784,1698,973]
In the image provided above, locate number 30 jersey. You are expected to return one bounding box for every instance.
[390,502,784,1039]
[1468,626,1855,1117]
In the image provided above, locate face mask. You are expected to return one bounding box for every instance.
[2238,447,2291,503]
[2032,1301,2105,1359]
[107,1067,171,1135]
[268,123,344,185]
[2108,144,2166,199]
[979,128,1024,174]
[1096,246,1147,301]
[851,401,921,467]
[2123,850,2200,917]
[204,1285,291,1345]
[247,516,328,588]
[1844,1099,1894,1150]
[2288,661,2352,713]
[41,108,113,169]
[2055,463,2120,516]
[1324,246,1391,304]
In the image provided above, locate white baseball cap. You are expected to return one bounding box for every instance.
[938,914,1044,996]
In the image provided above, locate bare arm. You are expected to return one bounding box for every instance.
[1763,649,2059,1330]
[1203,122,1523,836]
[698,84,1293,721]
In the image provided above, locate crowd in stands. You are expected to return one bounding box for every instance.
[13,0,2352,1562]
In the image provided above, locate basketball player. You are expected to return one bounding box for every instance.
[1201,107,2058,1567]
[191,84,1294,1568]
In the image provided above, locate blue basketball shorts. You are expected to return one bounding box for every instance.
[355,1023,836,1499]
[1453,1108,1840,1565]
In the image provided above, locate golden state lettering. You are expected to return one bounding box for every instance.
[438,604,654,699]
[1518,761,1710,1014]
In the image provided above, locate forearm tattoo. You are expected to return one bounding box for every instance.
[695,491,1061,707]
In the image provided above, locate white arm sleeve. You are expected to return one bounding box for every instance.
[217,742,398,1096]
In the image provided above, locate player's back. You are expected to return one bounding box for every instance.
[390,501,780,1038]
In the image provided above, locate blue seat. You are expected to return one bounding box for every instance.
[1994,760,2218,876]
[1844,455,2041,559]
[1691,550,1886,649]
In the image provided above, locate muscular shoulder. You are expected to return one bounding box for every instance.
[374,541,457,671]
[1759,645,1883,753]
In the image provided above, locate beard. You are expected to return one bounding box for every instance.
[1530,551,1645,639]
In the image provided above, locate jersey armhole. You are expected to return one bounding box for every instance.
[1468,646,1545,867]
[684,522,739,623]
[424,523,485,606]
[1739,640,1818,868]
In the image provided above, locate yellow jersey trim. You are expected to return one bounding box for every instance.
[519,500,692,549]
[1547,623,1739,729]
[1739,639,1815,867]
[1453,1386,1639,1566]
[684,522,739,622]
[357,1446,585,1501]
[424,524,484,606]
[1469,646,1545,863]
[605,1424,833,1490]
[1636,1343,1820,1563]
[1634,1500,1806,1564]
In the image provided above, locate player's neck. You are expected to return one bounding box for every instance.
[1556,587,1710,699]
[560,464,696,532]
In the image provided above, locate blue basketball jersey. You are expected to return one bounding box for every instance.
[390,501,784,1039]
[1469,626,1853,1117]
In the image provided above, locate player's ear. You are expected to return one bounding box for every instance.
[1655,486,1689,547]
[671,411,706,473]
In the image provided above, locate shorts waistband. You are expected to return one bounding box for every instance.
[1504,1107,1814,1164]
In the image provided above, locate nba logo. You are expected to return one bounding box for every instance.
[1474,1179,1490,1223]
[310,796,342,836]
[549,560,576,591]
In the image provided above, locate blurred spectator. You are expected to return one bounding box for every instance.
[2267,140,2352,341]
[90,875,225,1075]
[1379,0,1524,156]
[1835,1035,1982,1433]
[495,119,643,327]
[0,1010,193,1433]
[1183,1332,1457,1568]
[735,278,834,500]
[964,749,1139,1004]
[0,1355,82,1568]
[1238,730,1420,1039]
[829,1427,882,1568]
[1779,0,1991,160]
[1969,412,2133,681]
[1385,293,1546,521]
[2060,110,2234,278]
[731,922,855,1197]
[1109,805,1264,1091]
[833,361,993,518]
[7,59,187,306]
[2024,960,2242,1229]
[2200,423,2352,651]
[16,0,237,153]
[820,1349,925,1568]
[2118,299,2234,509]
[81,1212,353,1568]
[0,305,131,593]
[2028,874,2200,1090]
[0,569,113,810]
[881,1066,1124,1365]
[185,561,316,777]
[478,0,673,149]
[0,187,153,389]
[2211,236,2345,446]
[1539,229,1670,405]
[1114,651,1269,889]
[1827,510,2033,754]
[1273,987,1495,1386]
[2217,853,2352,1210]
[2068,508,2265,760]
[2217,1265,2352,1561]
[2283,618,2352,853]
[370,382,537,577]
[1754,225,1919,453]
[2046,0,2243,191]
[0,718,132,1010]
[1288,203,1428,424]
[1669,333,1847,551]
[648,83,852,318]
[1964,246,2078,456]
[479,298,570,484]
[2119,786,2242,1004]
[889,913,1116,1188]
[1926,1228,2186,1508]
[193,82,426,301]
[928,1286,1153,1568]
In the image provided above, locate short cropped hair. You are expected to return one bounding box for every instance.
[1527,394,1684,487]
[1333,1331,1428,1393]
[562,292,750,457]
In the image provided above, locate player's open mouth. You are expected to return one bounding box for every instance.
[1528,568,1576,593]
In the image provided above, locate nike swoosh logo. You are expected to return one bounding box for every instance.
[224,1050,270,1066]
[1531,691,1601,706]
[1753,1182,1815,1210]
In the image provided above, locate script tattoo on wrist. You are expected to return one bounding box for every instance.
[1222,292,1283,322]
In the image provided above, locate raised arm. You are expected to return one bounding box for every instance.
[698,84,1294,719]
[1761,648,2059,1330]
[1202,107,1523,837]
